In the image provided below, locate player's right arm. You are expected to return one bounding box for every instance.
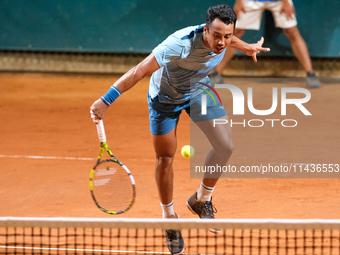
[91,29,185,123]
[90,53,160,122]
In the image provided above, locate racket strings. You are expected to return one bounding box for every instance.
[93,160,134,212]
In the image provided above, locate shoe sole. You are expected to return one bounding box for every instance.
[166,245,184,255]
[306,80,321,88]
[186,201,221,234]
[307,83,321,88]
[168,246,184,255]
[307,84,321,88]
[165,235,185,255]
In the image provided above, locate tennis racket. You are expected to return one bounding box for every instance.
[89,119,135,214]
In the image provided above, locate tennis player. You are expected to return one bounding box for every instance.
[91,5,269,254]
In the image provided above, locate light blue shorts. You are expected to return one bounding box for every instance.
[148,91,227,135]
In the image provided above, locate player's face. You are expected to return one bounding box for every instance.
[204,18,234,54]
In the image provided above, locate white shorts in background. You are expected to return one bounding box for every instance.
[236,0,298,30]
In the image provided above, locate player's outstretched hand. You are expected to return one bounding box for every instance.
[90,99,109,124]
[247,37,270,62]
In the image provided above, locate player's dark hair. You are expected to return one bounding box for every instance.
[206,5,237,31]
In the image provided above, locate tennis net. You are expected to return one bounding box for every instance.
[1,217,340,254]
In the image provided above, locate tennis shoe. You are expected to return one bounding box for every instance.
[306,71,321,88]
[187,191,220,234]
[164,213,184,255]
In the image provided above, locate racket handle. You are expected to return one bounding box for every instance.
[96,120,107,143]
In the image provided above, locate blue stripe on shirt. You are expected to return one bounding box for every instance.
[181,25,204,40]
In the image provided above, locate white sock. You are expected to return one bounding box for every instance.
[197,182,215,202]
[160,201,175,218]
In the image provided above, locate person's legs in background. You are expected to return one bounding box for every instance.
[210,0,320,88]
[282,26,320,88]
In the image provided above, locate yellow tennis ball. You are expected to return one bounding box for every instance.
[181,145,194,158]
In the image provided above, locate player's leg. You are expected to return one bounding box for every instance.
[152,128,185,254]
[187,115,233,233]
[148,95,184,254]
[148,95,183,216]
[152,128,177,212]
[189,114,234,199]
[196,115,234,187]
[270,0,320,88]
[186,90,232,232]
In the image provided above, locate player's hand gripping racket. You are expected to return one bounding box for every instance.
[89,119,135,214]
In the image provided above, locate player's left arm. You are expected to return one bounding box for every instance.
[228,36,270,62]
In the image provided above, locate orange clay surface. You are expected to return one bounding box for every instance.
[0,73,339,219]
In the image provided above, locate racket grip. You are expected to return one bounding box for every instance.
[96,120,107,143]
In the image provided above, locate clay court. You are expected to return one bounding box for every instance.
[1,73,339,220]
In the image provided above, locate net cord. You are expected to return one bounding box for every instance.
[1,217,340,230]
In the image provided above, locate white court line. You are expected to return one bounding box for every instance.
[0,155,94,161]
[0,154,154,162]
[0,246,172,254]
[0,245,214,255]
[0,155,315,165]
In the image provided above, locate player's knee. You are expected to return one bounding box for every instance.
[225,140,234,155]
[156,156,174,168]
[215,139,234,157]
